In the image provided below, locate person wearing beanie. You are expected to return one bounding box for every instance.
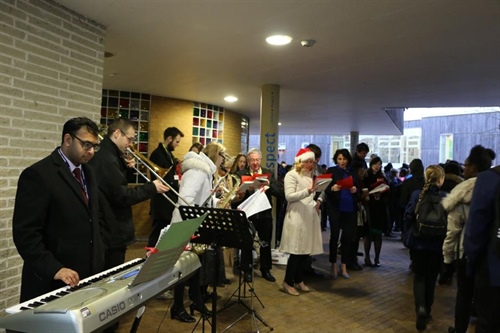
[441,160,464,193]
[279,148,323,296]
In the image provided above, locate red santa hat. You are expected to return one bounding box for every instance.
[295,148,315,163]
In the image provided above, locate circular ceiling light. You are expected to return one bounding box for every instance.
[224,96,238,102]
[266,35,292,46]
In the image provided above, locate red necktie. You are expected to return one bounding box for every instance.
[73,168,88,206]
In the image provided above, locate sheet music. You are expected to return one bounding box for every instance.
[130,213,207,286]
[237,188,271,218]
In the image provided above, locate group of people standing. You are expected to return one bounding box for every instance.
[11,116,500,332]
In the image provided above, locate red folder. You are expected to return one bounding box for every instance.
[336,176,354,189]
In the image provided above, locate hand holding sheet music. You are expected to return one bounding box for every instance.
[313,173,332,192]
[336,176,354,189]
[238,173,270,192]
[237,187,271,218]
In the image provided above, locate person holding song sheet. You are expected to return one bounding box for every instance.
[363,156,390,267]
[279,148,323,296]
[12,117,105,302]
[237,148,284,283]
[325,149,359,279]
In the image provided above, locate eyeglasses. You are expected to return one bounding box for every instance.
[219,152,226,159]
[120,129,136,142]
[70,134,100,152]
[248,158,261,163]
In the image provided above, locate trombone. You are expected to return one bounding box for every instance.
[125,145,191,207]
[98,126,190,207]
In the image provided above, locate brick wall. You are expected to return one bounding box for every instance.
[0,0,105,314]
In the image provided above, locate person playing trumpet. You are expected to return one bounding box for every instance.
[89,118,169,270]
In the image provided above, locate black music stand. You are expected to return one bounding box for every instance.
[179,206,254,333]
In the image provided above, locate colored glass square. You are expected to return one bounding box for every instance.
[206,138,212,144]
[201,109,206,117]
[200,119,206,127]
[213,130,217,138]
[200,128,205,136]
[193,128,199,136]
[109,90,119,97]
[206,129,212,137]
[101,108,107,117]
[101,97,107,106]
[130,100,140,110]
[194,108,199,116]
[130,110,140,120]
[200,137,205,145]
[208,111,212,118]
[141,94,151,100]
[219,114,224,121]
[140,111,149,121]
[139,122,148,131]
[140,100,150,110]
[139,132,148,141]
[109,97,118,108]
[119,109,129,118]
[193,118,199,126]
[131,92,140,99]
[213,121,217,129]
[139,143,148,152]
[207,120,212,128]
[120,91,130,98]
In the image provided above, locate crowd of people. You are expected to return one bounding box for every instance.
[11,117,500,332]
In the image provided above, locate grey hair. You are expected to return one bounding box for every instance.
[247,148,262,159]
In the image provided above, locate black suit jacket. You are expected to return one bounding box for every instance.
[13,148,105,302]
[149,143,179,221]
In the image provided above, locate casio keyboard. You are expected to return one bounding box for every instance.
[0,251,200,333]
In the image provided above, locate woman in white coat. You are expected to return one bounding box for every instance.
[280,148,323,296]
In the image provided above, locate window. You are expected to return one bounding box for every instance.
[440,134,453,162]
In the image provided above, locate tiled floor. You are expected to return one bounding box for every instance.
[116,231,471,333]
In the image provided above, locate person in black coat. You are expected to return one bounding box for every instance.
[237,148,284,283]
[13,117,105,302]
[89,118,169,269]
[147,127,184,247]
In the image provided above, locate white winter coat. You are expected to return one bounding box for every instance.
[279,169,323,255]
[171,151,216,223]
[441,177,476,263]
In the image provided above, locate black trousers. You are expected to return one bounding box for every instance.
[474,258,500,333]
[284,254,308,286]
[241,212,273,272]
[412,249,442,314]
[327,208,355,264]
[454,258,475,333]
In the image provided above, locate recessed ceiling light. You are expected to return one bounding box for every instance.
[224,96,238,102]
[278,122,282,126]
[266,35,292,46]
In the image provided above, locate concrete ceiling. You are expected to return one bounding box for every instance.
[56,0,500,135]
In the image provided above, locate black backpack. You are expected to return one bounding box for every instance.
[413,191,447,240]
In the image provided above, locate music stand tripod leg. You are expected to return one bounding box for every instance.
[129,305,145,333]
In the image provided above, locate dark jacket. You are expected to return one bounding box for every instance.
[440,173,463,194]
[464,167,500,286]
[399,175,425,208]
[149,143,179,221]
[352,153,368,170]
[13,149,105,302]
[89,136,157,249]
[324,165,359,213]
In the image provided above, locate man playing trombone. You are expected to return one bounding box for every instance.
[89,118,169,270]
[147,127,184,248]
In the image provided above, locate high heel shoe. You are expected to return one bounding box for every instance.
[340,263,350,279]
[170,307,196,323]
[189,303,212,317]
[282,282,299,296]
[294,282,310,292]
[331,264,338,279]
[374,259,381,267]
